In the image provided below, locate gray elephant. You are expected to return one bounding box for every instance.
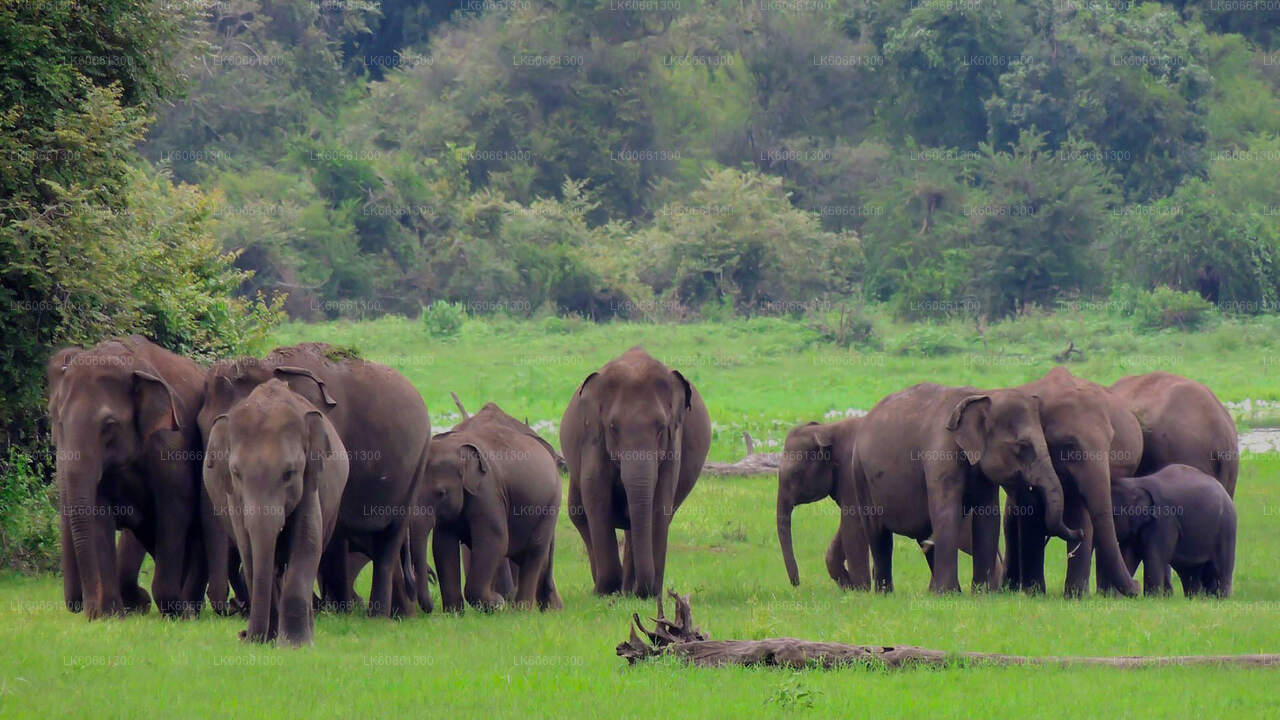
[46,336,211,619]
[423,403,562,612]
[560,347,711,598]
[844,383,1081,593]
[1110,372,1238,496]
[204,380,349,645]
[199,343,429,618]
[1111,464,1236,597]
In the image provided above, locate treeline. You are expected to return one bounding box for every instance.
[134,0,1280,321]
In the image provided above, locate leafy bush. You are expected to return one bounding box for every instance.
[1132,287,1218,331]
[423,301,466,338]
[0,447,59,573]
[888,325,966,357]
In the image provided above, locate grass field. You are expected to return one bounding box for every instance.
[4,313,1279,718]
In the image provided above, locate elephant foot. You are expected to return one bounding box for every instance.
[121,585,151,614]
[65,597,84,614]
[238,628,275,643]
[539,591,563,611]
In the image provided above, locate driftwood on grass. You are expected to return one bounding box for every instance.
[617,592,1280,670]
[702,432,783,476]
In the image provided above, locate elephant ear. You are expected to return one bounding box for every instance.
[303,410,330,496]
[460,442,488,495]
[671,370,693,412]
[811,426,837,461]
[274,366,337,407]
[576,372,599,398]
[946,394,991,465]
[45,347,81,414]
[133,368,185,437]
[203,414,232,500]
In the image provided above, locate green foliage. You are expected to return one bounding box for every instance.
[1127,286,1218,332]
[423,300,466,338]
[0,446,59,573]
[765,674,819,710]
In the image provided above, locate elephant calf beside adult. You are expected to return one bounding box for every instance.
[422,403,562,612]
[204,380,349,645]
[199,343,430,618]
[561,347,711,598]
[843,383,1080,594]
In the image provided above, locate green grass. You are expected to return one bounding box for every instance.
[4,312,1279,718]
[4,454,1279,719]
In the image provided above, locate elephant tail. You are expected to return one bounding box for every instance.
[401,541,417,602]
[402,436,432,603]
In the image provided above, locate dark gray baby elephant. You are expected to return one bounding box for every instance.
[1111,464,1236,597]
[204,380,349,646]
[422,403,562,612]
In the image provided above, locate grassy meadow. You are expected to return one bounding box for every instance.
[3,311,1280,718]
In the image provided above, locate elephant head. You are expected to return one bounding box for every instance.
[577,360,693,598]
[46,340,185,618]
[420,432,486,523]
[1108,476,1154,547]
[946,390,1081,545]
[777,422,840,587]
[198,357,336,445]
[203,380,339,644]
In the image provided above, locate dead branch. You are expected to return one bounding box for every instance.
[617,592,1280,670]
[743,431,755,455]
[451,392,469,420]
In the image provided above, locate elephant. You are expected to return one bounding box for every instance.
[777,418,868,588]
[1110,372,1238,497]
[843,383,1081,593]
[560,347,711,598]
[1003,367,1143,597]
[203,380,349,645]
[423,403,562,612]
[778,417,1001,589]
[1111,465,1236,597]
[198,343,429,618]
[46,335,212,619]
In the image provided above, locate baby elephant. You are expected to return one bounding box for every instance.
[204,380,349,646]
[1111,464,1236,597]
[423,403,562,612]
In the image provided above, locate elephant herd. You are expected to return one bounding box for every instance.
[46,336,1238,646]
[778,367,1239,598]
[46,338,709,645]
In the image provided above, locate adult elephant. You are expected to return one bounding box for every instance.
[46,336,209,619]
[1004,368,1143,597]
[199,343,429,617]
[843,383,1080,593]
[1110,372,1238,496]
[560,347,711,598]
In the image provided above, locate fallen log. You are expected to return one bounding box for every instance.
[617,591,1280,670]
[702,431,783,476]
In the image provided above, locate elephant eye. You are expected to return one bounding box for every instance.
[1015,440,1035,462]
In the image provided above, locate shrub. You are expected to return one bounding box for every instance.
[888,324,966,356]
[423,300,466,338]
[1132,286,1217,331]
[0,447,59,573]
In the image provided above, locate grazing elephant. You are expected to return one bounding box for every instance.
[1110,372,1238,497]
[203,380,349,645]
[560,347,711,598]
[777,418,868,588]
[423,403,562,612]
[1111,465,1236,597]
[46,336,211,619]
[844,383,1081,593]
[199,343,429,618]
[1004,368,1143,597]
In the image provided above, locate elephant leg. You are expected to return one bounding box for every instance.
[202,490,232,616]
[1013,488,1047,594]
[967,486,1000,593]
[1140,543,1171,596]
[463,523,507,612]
[1174,563,1202,597]
[389,562,417,619]
[411,514,434,614]
[1063,493,1093,598]
[537,536,562,611]
[317,537,354,613]
[869,529,894,593]
[367,524,408,618]
[838,511,873,592]
[433,528,464,613]
[621,530,634,593]
[228,545,250,615]
[61,510,83,613]
[653,498,676,593]
[278,498,323,647]
[567,483,594,579]
[925,485,964,594]
[492,559,516,600]
[1121,541,1141,577]
[150,482,193,618]
[117,530,151,614]
[95,517,125,617]
[1002,493,1022,591]
[582,478,622,595]
[825,534,851,588]
[513,535,552,610]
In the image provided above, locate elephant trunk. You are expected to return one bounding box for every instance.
[57,452,106,618]
[1029,458,1080,544]
[621,458,658,598]
[245,511,281,642]
[776,495,801,587]
[1081,464,1141,597]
